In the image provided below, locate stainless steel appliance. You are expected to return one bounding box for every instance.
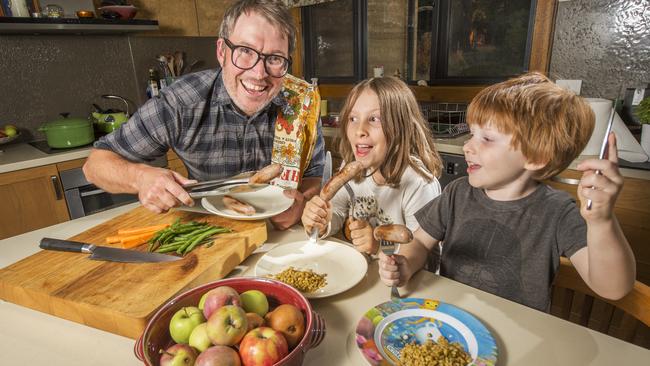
[58,155,167,219]
[439,153,468,190]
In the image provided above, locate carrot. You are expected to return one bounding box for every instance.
[117,224,170,236]
[120,232,157,249]
[106,235,122,244]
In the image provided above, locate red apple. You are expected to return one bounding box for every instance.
[238,327,289,366]
[195,345,241,366]
[206,305,248,346]
[200,286,242,319]
[160,343,197,366]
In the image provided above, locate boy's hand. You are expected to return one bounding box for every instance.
[301,195,331,235]
[378,251,408,287]
[347,219,378,254]
[576,133,624,222]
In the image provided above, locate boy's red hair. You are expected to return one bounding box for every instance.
[467,72,595,180]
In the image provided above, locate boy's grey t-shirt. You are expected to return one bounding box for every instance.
[415,177,587,311]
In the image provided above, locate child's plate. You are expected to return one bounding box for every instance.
[254,240,368,298]
[201,184,293,220]
[355,298,497,366]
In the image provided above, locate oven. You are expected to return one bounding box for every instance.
[59,155,167,219]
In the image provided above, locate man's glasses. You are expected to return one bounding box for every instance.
[223,38,291,78]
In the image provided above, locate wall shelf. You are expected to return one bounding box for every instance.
[0,17,158,34]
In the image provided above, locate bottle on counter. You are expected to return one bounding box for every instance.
[146,68,160,99]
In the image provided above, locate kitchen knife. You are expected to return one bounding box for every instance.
[308,151,333,243]
[39,238,181,263]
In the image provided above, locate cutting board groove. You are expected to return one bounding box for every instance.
[0,206,267,339]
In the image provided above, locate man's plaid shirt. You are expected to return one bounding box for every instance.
[94,69,324,181]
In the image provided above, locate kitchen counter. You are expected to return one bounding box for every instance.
[1,203,648,365]
[0,142,92,174]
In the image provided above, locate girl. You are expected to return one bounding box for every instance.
[302,77,443,255]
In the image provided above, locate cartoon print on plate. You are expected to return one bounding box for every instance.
[355,298,497,366]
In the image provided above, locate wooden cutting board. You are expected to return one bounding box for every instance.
[0,206,267,339]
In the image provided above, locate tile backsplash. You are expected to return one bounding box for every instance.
[0,35,218,142]
[550,0,649,99]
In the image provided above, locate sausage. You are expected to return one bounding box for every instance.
[222,195,256,216]
[249,163,283,184]
[319,161,365,201]
[373,224,413,244]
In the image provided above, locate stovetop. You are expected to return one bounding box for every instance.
[29,140,93,155]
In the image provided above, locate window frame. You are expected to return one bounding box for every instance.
[407,0,538,85]
[301,0,367,84]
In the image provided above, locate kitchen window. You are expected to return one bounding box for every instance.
[407,0,536,84]
[301,0,367,83]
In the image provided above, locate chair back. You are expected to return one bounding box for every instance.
[550,257,650,349]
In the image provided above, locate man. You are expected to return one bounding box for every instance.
[83,0,324,230]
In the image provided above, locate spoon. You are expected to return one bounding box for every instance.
[174,51,184,76]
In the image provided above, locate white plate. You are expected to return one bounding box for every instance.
[255,240,368,298]
[200,184,293,220]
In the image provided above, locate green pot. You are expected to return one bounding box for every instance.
[92,111,128,133]
[38,115,95,148]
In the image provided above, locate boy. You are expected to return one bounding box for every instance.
[378,72,635,311]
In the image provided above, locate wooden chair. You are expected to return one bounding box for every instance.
[550,257,650,349]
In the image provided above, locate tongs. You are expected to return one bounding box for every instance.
[184,171,265,198]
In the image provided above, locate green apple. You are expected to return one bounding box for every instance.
[169,306,206,344]
[240,289,269,317]
[188,322,212,352]
[3,125,17,137]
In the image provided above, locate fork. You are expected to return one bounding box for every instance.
[374,224,412,299]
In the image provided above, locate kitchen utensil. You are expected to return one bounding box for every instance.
[174,50,184,77]
[201,184,293,220]
[355,298,498,365]
[39,237,180,263]
[91,95,130,134]
[183,171,256,192]
[38,113,95,148]
[308,151,332,244]
[135,277,326,365]
[166,53,176,77]
[255,239,368,298]
[587,85,624,210]
[0,206,267,338]
[185,59,202,74]
[375,224,412,299]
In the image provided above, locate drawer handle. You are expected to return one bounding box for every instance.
[551,176,580,185]
[51,175,63,200]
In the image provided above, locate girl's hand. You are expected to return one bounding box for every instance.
[378,251,407,287]
[348,219,378,254]
[576,133,624,223]
[301,195,331,235]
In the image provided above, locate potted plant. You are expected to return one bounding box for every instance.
[636,97,650,157]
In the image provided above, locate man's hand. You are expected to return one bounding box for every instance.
[272,176,322,231]
[378,251,408,287]
[347,219,378,254]
[134,165,196,213]
[576,133,624,223]
[300,195,331,235]
[271,189,308,230]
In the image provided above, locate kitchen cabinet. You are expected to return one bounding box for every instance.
[0,164,70,240]
[135,0,234,36]
[547,170,650,286]
[0,17,159,34]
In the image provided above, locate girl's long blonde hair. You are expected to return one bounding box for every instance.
[338,77,442,186]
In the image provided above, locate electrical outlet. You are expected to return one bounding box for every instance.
[556,79,582,95]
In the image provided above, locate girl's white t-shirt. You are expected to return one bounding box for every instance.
[326,165,442,237]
